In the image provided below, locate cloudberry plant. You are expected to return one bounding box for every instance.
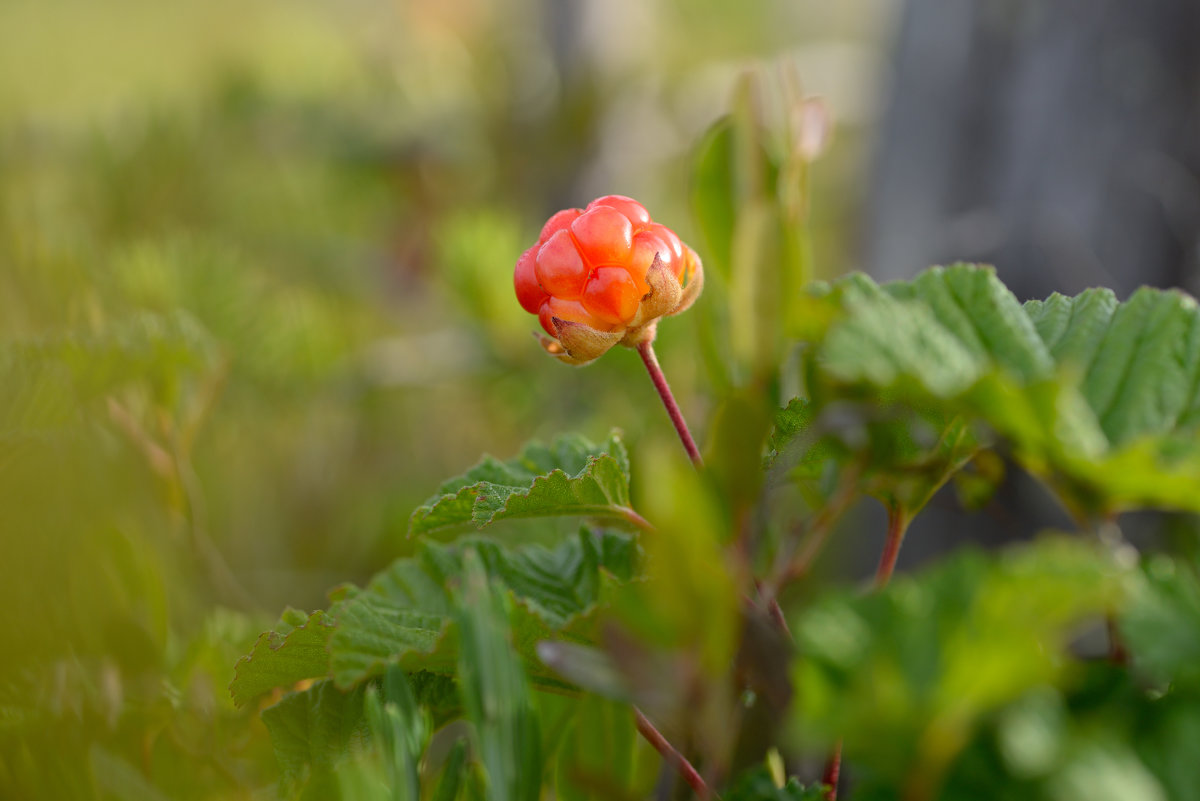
[514,195,703,366]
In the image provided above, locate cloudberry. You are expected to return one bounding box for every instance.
[514,195,703,365]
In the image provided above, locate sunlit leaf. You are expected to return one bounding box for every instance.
[789,265,1200,518]
[408,433,639,537]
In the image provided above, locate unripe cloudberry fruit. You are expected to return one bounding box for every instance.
[514,195,703,365]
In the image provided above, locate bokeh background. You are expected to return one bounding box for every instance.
[2,0,1198,797]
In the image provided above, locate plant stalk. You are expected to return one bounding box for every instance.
[636,340,703,467]
[874,504,908,589]
[635,708,712,799]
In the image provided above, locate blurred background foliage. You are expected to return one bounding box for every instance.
[0,0,888,796]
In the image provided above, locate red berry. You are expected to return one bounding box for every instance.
[629,229,674,292]
[538,208,582,245]
[538,297,606,336]
[643,223,684,265]
[586,195,651,226]
[515,195,704,365]
[513,246,546,313]
[534,229,588,299]
[570,207,633,267]
[583,266,642,325]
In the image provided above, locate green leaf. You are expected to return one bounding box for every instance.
[939,666,1200,801]
[454,551,542,801]
[790,537,1131,789]
[690,116,737,282]
[261,671,456,799]
[363,667,427,801]
[230,608,335,708]
[328,529,638,689]
[431,739,470,801]
[1120,551,1200,689]
[795,264,1200,518]
[408,432,639,537]
[233,529,638,708]
[263,680,371,797]
[725,765,826,801]
[554,695,637,801]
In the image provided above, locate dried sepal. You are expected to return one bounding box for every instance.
[548,318,623,366]
[668,256,704,317]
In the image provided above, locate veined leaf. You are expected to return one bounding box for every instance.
[408,432,640,537]
[329,529,638,689]
[230,608,334,708]
[232,530,638,706]
[790,265,1200,517]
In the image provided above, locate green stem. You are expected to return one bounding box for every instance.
[616,505,656,534]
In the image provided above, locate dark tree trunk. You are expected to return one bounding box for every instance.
[863,0,1200,301]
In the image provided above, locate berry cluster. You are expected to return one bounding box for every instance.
[514,195,703,365]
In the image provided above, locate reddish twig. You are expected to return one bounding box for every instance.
[635,707,712,799]
[636,340,703,467]
[874,503,908,589]
[821,743,842,800]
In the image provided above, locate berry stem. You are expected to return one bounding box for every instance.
[635,708,711,799]
[633,344,709,796]
[636,340,703,467]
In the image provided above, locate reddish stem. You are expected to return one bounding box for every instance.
[636,340,703,467]
[874,504,908,589]
[635,707,712,799]
[821,743,842,800]
[630,342,710,795]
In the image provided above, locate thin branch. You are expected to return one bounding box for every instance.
[874,503,909,589]
[635,708,713,799]
[821,744,842,801]
[636,340,703,467]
